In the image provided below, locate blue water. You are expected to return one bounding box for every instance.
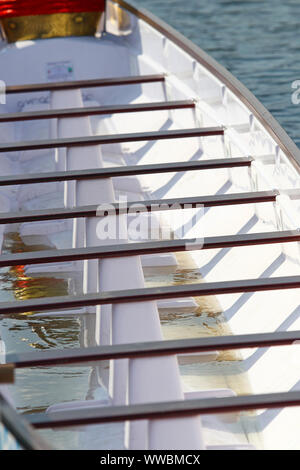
[136,0,300,148]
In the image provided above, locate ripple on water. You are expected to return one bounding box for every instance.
[138,0,300,147]
[0,233,91,449]
[144,251,253,397]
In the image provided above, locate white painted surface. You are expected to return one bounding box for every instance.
[0,1,299,450]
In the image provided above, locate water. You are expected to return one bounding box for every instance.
[0,234,250,449]
[136,0,300,148]
[0,234,92,449]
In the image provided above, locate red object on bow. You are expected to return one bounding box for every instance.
[0,0,105,17]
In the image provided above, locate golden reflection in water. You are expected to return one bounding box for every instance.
[3,233,68,312]
[2,233,260,445]
[5,232,252,395]
[144,249,254,399]
[1,233,80,350]
[10,264,68,301]
[5,234,68,296]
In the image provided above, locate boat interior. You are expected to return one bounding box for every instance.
[0,0,300,450]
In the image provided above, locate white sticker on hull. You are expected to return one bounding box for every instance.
[47,61,74,82]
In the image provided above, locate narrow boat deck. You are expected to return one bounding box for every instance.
[0,1,300,450]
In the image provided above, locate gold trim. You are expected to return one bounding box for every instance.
[0,11,103,42]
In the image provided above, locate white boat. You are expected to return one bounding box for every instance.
[0,0,300,451]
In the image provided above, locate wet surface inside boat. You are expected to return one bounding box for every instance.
[0,1,300,450]
[0,233,257,449]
